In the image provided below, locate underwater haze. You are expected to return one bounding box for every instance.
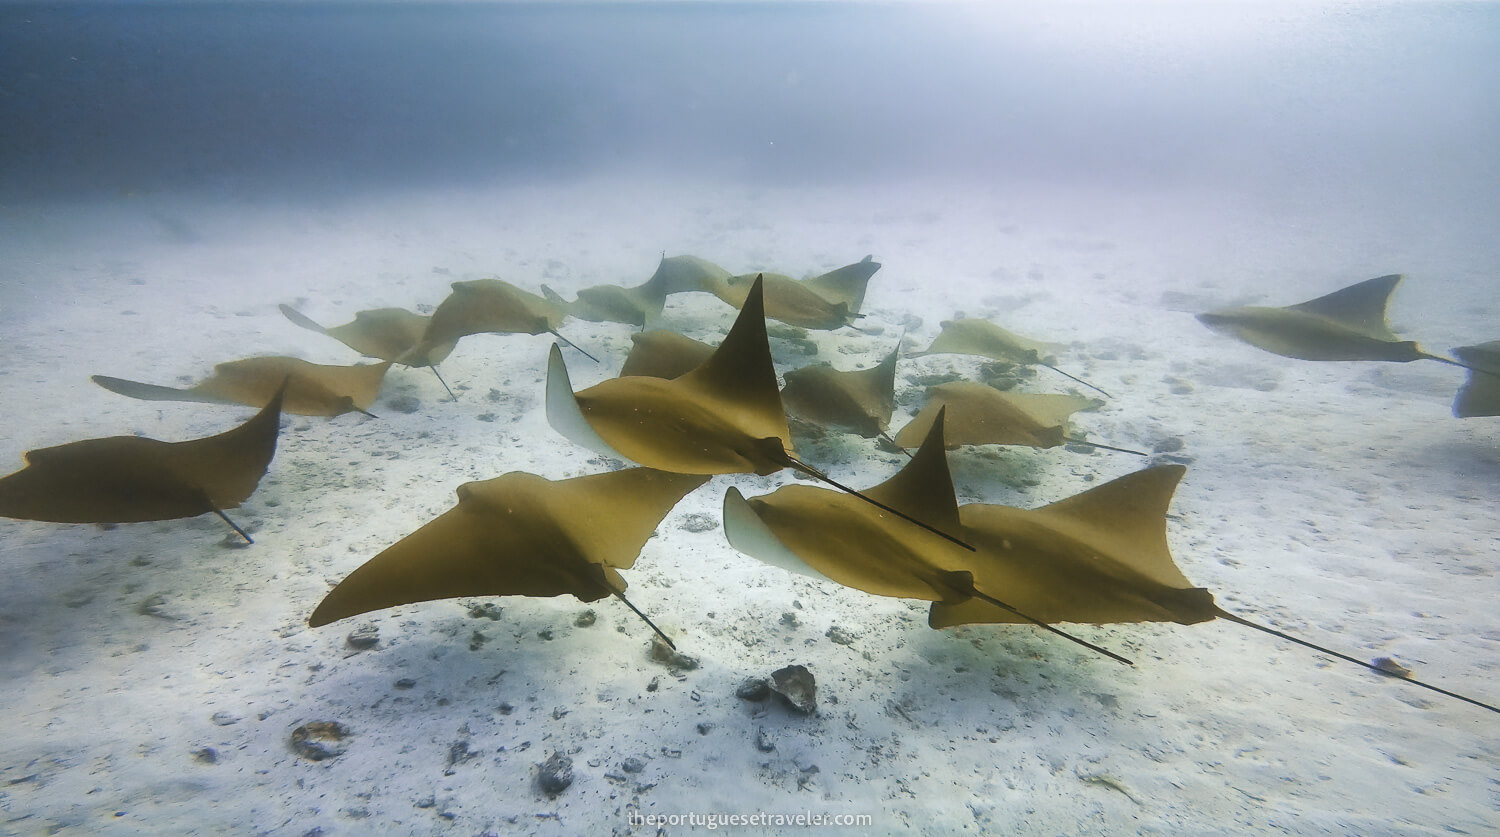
[1,2,1498,836]
[2,2,1496,203]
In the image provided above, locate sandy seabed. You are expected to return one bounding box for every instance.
[0,175,1496,835]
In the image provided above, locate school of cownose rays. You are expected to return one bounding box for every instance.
[0,256,1497,718]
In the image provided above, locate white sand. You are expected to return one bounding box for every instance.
[1,175,1496,835]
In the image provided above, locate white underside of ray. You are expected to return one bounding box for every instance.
[722,487,836,584]
[544,343,626,461]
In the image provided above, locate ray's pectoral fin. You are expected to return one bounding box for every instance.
[1284,273,1404,334]
[1450,342,1500,417]
[278,304,333,336]
[309,467,706,650]
[722,487,839,584]
[776,450,974,551]
[772,405,970,550]
[545,343,625,460]
[91,375,222,404]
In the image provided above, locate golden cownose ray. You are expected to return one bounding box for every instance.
[402,277,597,368]
[1196,274,1462,366]
[547,275,793,476]
[92,356,390,418]
[940,463,1498,713]
[797,255,881,316]
[712,273,853,330]
[915,318,1110,397]
[541,254,735,330]
[619,330,716,380]
[544,281,663,331]
[0,385,285,543]
[1449,341,1500,418]
[710,257,881,331]
[893,381,1144,455]
[726,408,1131,664]
[279,305,440,365]
[780,346,899,440]
[308,468,709,649]
[279,304,457,400]
[548,276,972,549]
[729,411,1499,712]
[645,254,734,296]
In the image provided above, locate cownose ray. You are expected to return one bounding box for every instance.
[1449,341,1500,418]
[780,345,901,447]
[547,275,973,550]
[619,330,716,380]
[797,254,881,316]
[308,467,709,649]
[0,383,285,543]
[279,304,457,400]
[401,277,598,369]
[724,408,1132,665]
[893,381,1145,456]
[540,254,735,330]
[728,410,1500,713]
[944,454,1497,713]
[543,281,663,331]
[92,356,390,418]
[914,318,1110,397]
[644,254,734,296]
[624,332,906,449]
[710,256,882,331]
[280,305,441,364]
[1196,274,1467,367]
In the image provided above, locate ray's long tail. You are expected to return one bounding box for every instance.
[1041,363,1112,398]
[967,589,1134,667]
[1216,609,1498,714]
[429,366,457,401]
[612,590,677,651]
[550,329,600,364]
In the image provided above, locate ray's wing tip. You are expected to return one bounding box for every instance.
[544,341,570,393]
[721,486,760,549]
[308,593,369,629]
[306,605,337,629]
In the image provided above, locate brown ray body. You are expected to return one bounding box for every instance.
[727,411,1498,713]
[93,356,389,417]
[781,347,899,438]
[1196,274,1452,363]
[308,467,708,648]
[0,385,285,542]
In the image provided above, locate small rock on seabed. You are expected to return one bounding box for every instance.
[290,721,352,761]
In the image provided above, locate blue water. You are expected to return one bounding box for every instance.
[3,1,1496,205]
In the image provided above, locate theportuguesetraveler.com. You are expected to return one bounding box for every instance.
[626,810,872,830]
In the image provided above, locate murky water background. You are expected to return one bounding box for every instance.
[1,3,1497,835]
